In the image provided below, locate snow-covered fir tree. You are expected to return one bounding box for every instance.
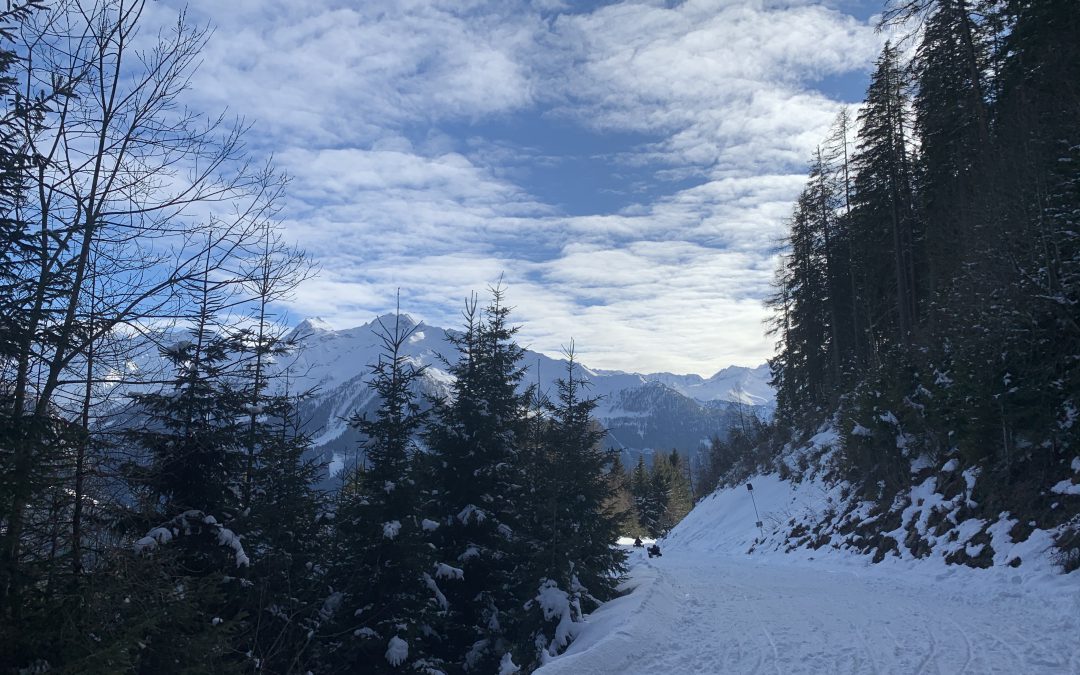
[421,288,535,672]
[324,312,452,673]
[520,346,626,665]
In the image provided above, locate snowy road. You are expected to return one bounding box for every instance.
[536,549,1080,674]
[535,472,1080,674]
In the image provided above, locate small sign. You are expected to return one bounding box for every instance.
[746,483,754,491]
[756,521,763,528]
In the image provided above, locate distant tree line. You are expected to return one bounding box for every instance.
[767,0,1079,567]
[0,2,626,672]
[606,450,694,540]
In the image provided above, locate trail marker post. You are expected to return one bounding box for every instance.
[746,482,763,541]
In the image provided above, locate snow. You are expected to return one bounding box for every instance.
[385,636,408,667]
[535,474,1080,675]
[434,563,464,580]
[850,423,872,437]
[134,510,249,567]
[909,454,933,473]
[457,504,486,524]
[498,652,521,675]
[382,520,401,539]
[133,526,173,554]
[645,363,775,407]
[423,572,449,610]
[1072,456,1080,473]
[421,518,440,531]
[534,579,579,659]
[1051,479,1080,496]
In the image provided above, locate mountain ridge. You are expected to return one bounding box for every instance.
[275,314,775,477]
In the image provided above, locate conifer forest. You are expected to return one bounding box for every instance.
[766,0,1079,569]
[0,0,1078,673]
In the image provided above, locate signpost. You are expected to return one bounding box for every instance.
[747,482,763,541]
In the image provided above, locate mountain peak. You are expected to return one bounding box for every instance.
[292,316,334,334]
[371,312,418,330]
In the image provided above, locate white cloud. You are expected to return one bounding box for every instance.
[538,0,882,170]
[159,0,541,146]
[141,0,882,375]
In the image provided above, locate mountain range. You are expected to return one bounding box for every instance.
[276,314,774,479]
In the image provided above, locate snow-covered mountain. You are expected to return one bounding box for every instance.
[270,314,775,478]
[645,363,774,407]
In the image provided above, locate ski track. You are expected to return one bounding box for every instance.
[536,548,1080,675]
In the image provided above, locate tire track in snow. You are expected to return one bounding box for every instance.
[739,591,781,675]
[852,623,881,675]
[914,623,938,675]
[946,616,972,674]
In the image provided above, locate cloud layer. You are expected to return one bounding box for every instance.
[156,0,883,375]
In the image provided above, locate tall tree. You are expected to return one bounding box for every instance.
[911,0,992,304]
[521,345,626,666]
[327,311,449,673]
[850,43,920,350]
[422,287,534,672]
[0,0,285,621]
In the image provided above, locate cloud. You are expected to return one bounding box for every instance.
[143,0,882,375]
[538,0,882,170]
[158,0,541,147]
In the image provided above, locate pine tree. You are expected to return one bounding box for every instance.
[326,312,449,673]
[605,454,635,537]
[912,0,991,304]
[119,272,251,672]
[628,455,658,537]
[422,287,534,672]
[228,245,325,673]
[655,450,692,534]
[850,43,920,351]
[521,346,626,666]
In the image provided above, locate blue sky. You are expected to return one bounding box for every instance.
[151,0,886,375]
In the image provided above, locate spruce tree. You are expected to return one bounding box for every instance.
[326,312,450,673]
[521,347,626,665]
[120,278,250,672]
[655,450,692,534]
[230,327,325,671]
[628,455,657,537]
[422,288,534,672]
[850,42,920,350]
[912,0,991,303]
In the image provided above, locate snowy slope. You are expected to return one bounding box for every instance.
[535,472,1080,674]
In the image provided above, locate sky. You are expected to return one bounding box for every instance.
[151,0,887,376]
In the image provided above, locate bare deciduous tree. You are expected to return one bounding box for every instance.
[1,0,289,615]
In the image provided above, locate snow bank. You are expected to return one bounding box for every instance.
[664,465,1073,594]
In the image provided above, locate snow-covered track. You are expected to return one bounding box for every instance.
[537,550,1079,674]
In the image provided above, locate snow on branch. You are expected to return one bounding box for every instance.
[134,509,250,567]
[385,636,409,666]
[434,562,464,580]
[382,520,401,539]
